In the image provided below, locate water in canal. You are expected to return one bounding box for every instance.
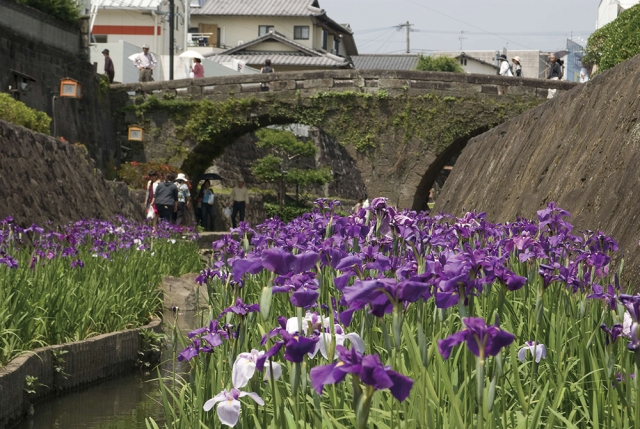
[13,310,199,429]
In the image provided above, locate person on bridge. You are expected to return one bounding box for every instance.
[547,54,563,99]
[102,49,115,83]
[230,178,250,228]
[512,56,523,77]
[260,59,274,92]
[191,58,205,78]
[133,44,157,82]
[497,55,513,77]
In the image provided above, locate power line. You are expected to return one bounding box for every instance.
[401,0,536,50]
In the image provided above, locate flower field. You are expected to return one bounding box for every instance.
[149,199,640,429]
[0,217,201,366]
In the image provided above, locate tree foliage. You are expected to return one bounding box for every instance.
[415,55,465,73]
[584,4,640,74]
[16,0,81,25]
[251,128,332,200]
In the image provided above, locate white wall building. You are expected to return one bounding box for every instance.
[596,0,639,28]
[434,50,549,80]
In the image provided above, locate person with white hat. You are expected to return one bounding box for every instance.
[133,44,157,82]
[230,177,250,228]
[512,56,523,77]
[174,173,191,226]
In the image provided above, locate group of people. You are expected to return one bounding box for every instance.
[497,54,525,78]
[497,53,590,99]
[144,171,192,229]
[144,172,250,232]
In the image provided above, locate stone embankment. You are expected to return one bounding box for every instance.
[0,318,162,429]
[0,120,142,227]
[436,54,640,284]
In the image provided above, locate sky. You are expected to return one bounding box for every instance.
[319,0,599,54]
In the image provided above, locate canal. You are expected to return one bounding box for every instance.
[13,310,199,429]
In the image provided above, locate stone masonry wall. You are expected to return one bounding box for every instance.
[435,54,640,285]
[0,0,117,168]
[111,70,577,210]
[0,318,162,429]
[0,120,142,227]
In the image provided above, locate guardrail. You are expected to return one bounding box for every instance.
[110,69,578,98]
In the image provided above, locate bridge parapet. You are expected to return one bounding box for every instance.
[110,70,577,100]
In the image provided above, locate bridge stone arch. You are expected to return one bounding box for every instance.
[111,70,575,209]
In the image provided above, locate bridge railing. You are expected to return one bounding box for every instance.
[109,69,578,99]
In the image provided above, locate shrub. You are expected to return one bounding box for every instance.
[584,4,640,74]
[416,54,465,73]
[264,202,312,223]
[15,0,80,25]
[0,93,51,134]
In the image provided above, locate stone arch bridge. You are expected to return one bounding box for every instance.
[110,70,575,210]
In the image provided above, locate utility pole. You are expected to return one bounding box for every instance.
[398,21,413,54]
[458,31,467,51]
[169,0,174,80]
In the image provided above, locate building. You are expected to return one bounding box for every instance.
[190,0,358,71]
[350,53,498,74]
[596,0,639,28]
[90,0,189,57]
[434,50,549,80]
[451,53,499,75]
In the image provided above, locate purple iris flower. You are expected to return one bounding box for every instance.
[619,295,640,322]
[600,324,624,345]
[310,346,413,402]
[438,317,515,361]
[343,275,433,318]
[70,259,84,268]
[232,257,263,282]
[178,338,215,362]
[256,330,318,369]
[219,298,260,318]
[588,285,617,310]
[290,287,319,308]
[0,256,19,268]
[261,249,319,275]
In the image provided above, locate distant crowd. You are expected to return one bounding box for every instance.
[496,54,590,99]
[144,171,250,232]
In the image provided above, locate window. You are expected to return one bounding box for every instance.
[321,30,327,50]
[259,25,275,37]
[294,26,309,40]
[333,37,340,54]
[93,35,108,43]
[459,58,467,66]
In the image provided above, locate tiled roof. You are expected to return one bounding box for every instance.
[206,54,347,67]
[193,0,320,16]
[98,0,161,9]
[351,55,420,71]
[221,32,319,57]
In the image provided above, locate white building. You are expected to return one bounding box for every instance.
[596,0,639,28]
[190,0,358,72]
[434,50,550,80]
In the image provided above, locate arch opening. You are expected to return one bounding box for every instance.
[181,115,367,203]
[411,126,491,212]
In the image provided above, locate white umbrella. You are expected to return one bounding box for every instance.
[179,50,205,60]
